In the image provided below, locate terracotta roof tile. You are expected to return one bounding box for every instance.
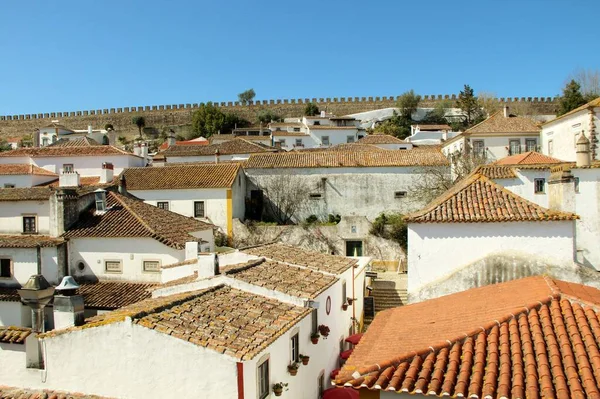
[0,145,137,158]
[244,148,448,169]
[0,326,31,344]
[44,285,310,360]
[209,134,270,142]
[0,235,65,248]
[357,134,406,144]
[0,386,111,398]
[0,187,53,201]
[476,165,518,179]
[243,243,357,275]
[164,138,276,157]
[0,164,57,176]
[76,280,157,310]
[63,191,212,249]
[271,131,309,137]
[495,151,565,165]
[405,172,577,223]
[48,137,101,147]
[122,163,240,190]
[465,111,541,134]
[222,258,338,298]
[335,276,600,398]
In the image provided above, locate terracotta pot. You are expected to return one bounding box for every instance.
[301,356,310,365]
[347,298,354,305]
[311,337,319,344]
[288,367,298,376]
[274,387,283,396]
[342,303,348,311]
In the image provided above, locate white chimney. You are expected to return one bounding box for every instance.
[503,105,509,118]
[141,142,148,159]
[100,162,114,184]
[215,149,220,164]
[88,125,93,135]
[320,110,326,118]
[197,253,219,279]
[133,142,142,157]
[576,132,591,167]
[59,171,80,187]
[185,241,199,261]
[53,276,85,330]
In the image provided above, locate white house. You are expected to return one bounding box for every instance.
[408,124,460,145]
[442,106,541,162]
[243,149,449,223]
[163,138,276,163]
[356,134,413,150]
[405,171,577,301]
[0,145,145,176]
[0,164,58,188]
[541,97,600,161]
[122,163,245,237]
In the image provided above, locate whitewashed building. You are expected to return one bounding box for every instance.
[0,164,58,188]
[442,106,541,162]
[408,124,460,145]
[122,163,246,237]
[541,97,600,161]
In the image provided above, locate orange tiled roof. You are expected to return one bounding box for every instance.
[63,191,212,249]
[48,137,101,147]
[405,173,577,223]
[0,235,64,248]
[465,111,540,134]
[244,148,448,169]
[0,145,137,158]
[336,276,600,398]
[495,151,565,165]
[357,134,406,144]
[76,280,157,310]
[243,243,358,275]
[223,258,338,298]
[0,164,57,176]
[0,326,31,344]
[44,285,310,360]
[0,386,110,398]
[476,165,518,179]
[0,187,54,201]
[209,134,270,142]
[164,138,276,157]
[122,163,240,190]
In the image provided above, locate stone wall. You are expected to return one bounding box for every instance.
[0,95,560,139]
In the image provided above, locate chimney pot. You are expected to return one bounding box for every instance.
[503,105,509,118]
[576,132,591,167]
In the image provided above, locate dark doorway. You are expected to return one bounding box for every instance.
[346,241,363,256]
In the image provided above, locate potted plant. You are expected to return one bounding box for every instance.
[311,332,320,344]
[318,324,331,338]
[273,382,288,397]
[288,362,299,376]
[347,297,354,305]
[299,354,310,365]
[342,302,349,311]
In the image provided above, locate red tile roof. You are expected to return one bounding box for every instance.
[164,138,276,157]
[0,235,65,248]
[0,386,110,398]
[63,191,213,249]
[0,145,138,158]
[0,187,54,201]
[244,148,448,169]
[476,165,518,179]
[76,280,157,310]
[495,151,565,165]
[357,134,406,144]
[405,173,577,223]
[48,137,101,147]
[465,111,541,134]
[0,326,31,344]
[0,164,57,176]
[122,163,240,190]
[335,276,600,398]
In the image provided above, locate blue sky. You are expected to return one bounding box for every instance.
[1,0,598,115]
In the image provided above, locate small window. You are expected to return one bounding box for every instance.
[322,136,330,146]
[309,193,322,199]
[22,216,36,234]
[314,121,320,126]
[293,127,301,132]
[295,139,303,147]
[105,260,123,273]
[157,201,169,211]
[0,259,11,278]
[143,260,160,272]
[290,333,299,363]
[509,139,521,155]
[257,357,269,399]
[548,140,554,156]
[394,191,407,199]
[42,138,49,146]
[63,164,74,173]
[95,190,107,212]
[311,309,318,334]
[318,370,325,398]
[534,178,545,194]
[575,177,580,193]
[346,136,355,143]
[3,184,15,188]
[194,201,205,218]
[472,140,485,158]
[526,139,537,152]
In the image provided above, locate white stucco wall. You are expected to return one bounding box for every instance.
[0,302,22,326]
[0,175,56,188]
[442,134,541,162]
[0,246,60,286]
[407,221,575,294]
[572,169,600,269]
[245,167,442,222]
[68,237,184,282]
[541,108,599,161]
[0,155,144,176]
[498,169,551,208]
[0,201,50,235]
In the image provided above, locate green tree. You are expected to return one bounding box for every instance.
[422,99,452,124]
[304,102,320,116]
[372,111,411,139]
[397,90,421,119]
[238,88,256,105]
[257,110,283,124]
[0,139,13,152]
[104,123,114,131]
[456,85,483,127]
[191,102,249,138]
[558,79,587,116]
[131,116,145,139]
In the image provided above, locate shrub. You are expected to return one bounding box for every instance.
[370,213,407,250]
[305,215,319,224]
[328,214,341,224]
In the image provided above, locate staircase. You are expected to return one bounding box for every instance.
[363,271,408,330]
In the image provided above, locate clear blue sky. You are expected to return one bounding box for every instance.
[1,0,598,115]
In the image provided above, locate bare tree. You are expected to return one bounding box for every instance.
[261,174,310,224]
[569,68,600,99]
[477,91,500,117]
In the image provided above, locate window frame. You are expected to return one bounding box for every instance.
[346,135,355,143]
[548,139,554,156]
[156,201,170,211]
[394,191,407,199]
[311,309,318,334]
[104,259,123,273]
[575,177,580,193]
[193,201,205,218]
[143,260,161,273]
[22,215,37,234]
[295,138,303,147]
[509,139,521,155]
[472,140,485,158]
[525,138,537,152]
[0,258,12,279]
[534,178,546,194]
[257,354,270,399]
[321,136,330,146]
[63,164,74,173]
[3,184,15,188]
[290,332,299,363]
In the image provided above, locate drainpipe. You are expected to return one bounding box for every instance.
[236,362,244,399]
[36,245,42,275]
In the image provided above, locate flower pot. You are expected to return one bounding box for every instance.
[347,298,354,305]
[288,367,298,376]
[301,356,310,365]
[311,337,319,345]
[274,388,283,397]
[342,303,348,311]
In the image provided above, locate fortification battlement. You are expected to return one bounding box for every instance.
[0,94,559,121]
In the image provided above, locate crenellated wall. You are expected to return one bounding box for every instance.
[0,95,560,139]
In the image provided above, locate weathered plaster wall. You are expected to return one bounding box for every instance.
[0,200,50,235]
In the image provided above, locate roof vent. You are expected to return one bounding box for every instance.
[56,276,80,296]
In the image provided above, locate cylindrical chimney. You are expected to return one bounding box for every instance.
[576,132,591,167]
[503,105,509,118]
